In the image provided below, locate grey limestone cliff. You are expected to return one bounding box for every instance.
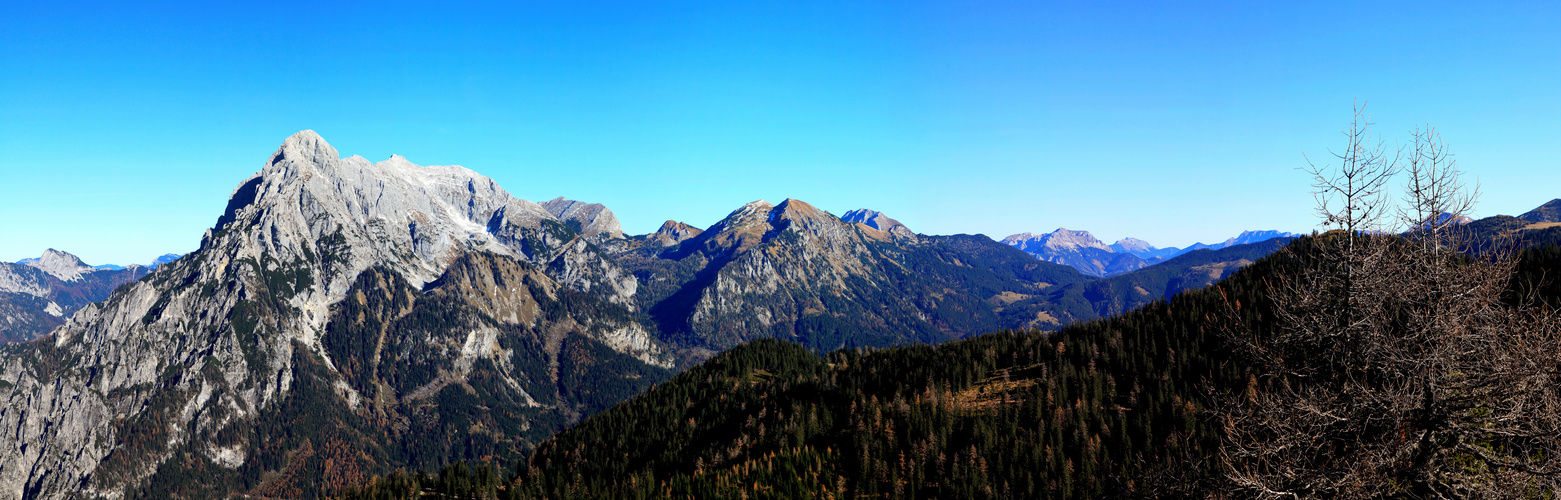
[0,131,668,499]
[539,197,626,241]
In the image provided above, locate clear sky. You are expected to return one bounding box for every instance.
[2,1,1557,266]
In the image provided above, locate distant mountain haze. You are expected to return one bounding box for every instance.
[1002,228,1300,277]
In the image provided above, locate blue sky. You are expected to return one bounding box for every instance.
[2,1,1557,265]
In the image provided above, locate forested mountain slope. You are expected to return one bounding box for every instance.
[466,235,1560,499]
[473,238,1309,499]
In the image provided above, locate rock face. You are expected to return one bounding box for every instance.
[0,131,670,499]
[840,208,915,241]
[1520,199,1561,223]
[17,249,96,282]
[539,197,626,240]
[646,220,703,247]
[1002,229,1110,253]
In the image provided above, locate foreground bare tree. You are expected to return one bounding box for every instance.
[1215,109,1561,499]
[1399,125,1479,252]
[1305,102,1401,238]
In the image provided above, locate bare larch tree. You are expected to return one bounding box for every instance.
[1214,106,1561,499]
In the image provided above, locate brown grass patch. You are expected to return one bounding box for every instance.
[952,365,1043,414]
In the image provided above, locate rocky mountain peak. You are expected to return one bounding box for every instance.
[840,208,888,228]
[540,197,626,240]
[684,200,777,257]
[841,208,915,241]
[647,220,703,247]
[1002,228,1109,253]
[18,249,94,282]
[1222,230,1300,247]
[1043,228,1109,251]
[1000,232,1040,243]
[737,199,776,220]
[1110,237,1156,253]
[274,129,340,170]
[771,198,831,224]
[677,198,866,261]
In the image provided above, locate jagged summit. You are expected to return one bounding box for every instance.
[201,130,645,303]
[215,132,516,290]
[17,249,95,282]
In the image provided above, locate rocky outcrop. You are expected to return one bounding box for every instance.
[646,221,703,247]
[841,208,915,242]
[540,197,625,241]
[16,249,96,282]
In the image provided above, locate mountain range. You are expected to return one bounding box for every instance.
[2,131,1555,499]
[1000,228,1299,277]
[496,230,1561,499]
[83,254,185,272]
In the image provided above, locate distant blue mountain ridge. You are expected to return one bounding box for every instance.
[24,253,185,271]
[1001,228,1300,277]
